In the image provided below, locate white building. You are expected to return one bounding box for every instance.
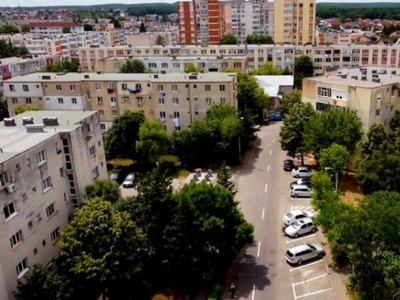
[0,110,107,300]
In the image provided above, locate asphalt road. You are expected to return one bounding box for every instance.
[222,122,347,300]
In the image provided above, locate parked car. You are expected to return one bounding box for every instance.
[283,159,295,171]
[291,184,313,198]
[253,125,261,131]
[285,218,317,238]
[290,178,312,189]
[283,209,315,226]
[269,112,282,121]
[291,167,315,178]
[110,168,122,183]
[122,173,136,188]
[285,244,325,265]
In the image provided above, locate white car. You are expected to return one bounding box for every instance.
[283,209,315,226]
[285,244,325,265]
[291,167,315,178]
[285,218,317,238]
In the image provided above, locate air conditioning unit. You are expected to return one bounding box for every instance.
[7,184,16,194]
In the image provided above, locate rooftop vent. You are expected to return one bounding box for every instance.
[43,117,59,126]
[3,118,16,126]
[361,76,367,81]
[153,74,159,79]
[42,75,51,80]
[351,75,358,80]
[161,70,166,74]
[26,124,45,132]
[96,71,102,74]
[84,74,90,79]
[22,117,34,125]
[189,74,198,80]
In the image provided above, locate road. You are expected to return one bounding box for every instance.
[222,122,348,300]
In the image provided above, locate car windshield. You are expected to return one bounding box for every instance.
[286,250,294,257]
[292,221,302,229]
[307,244,316,250]
[126,175,134,180]
[287,213,293,218]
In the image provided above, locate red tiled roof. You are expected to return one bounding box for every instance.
[28,22,83,28]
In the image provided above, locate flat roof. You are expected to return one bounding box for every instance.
[0,110,96,164]
[5,72,236,83]
[101,55,246,61]
[306,66,400,88]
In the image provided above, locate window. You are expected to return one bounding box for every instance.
[55,85,62,91]
[316,102,331,111]
[92,166,99,179]
[16,163,21,172]
[71,98,77,104]
[41,176,52,193]
[173,98,179,104]
[122,83,127,90]
[376,109,380,116]
[10,230,23,248]
[33,248,38,255]
[159,98,165,104]
[36,150,46,165]
[206,98,212,105]
[173,112,180,118]
[162,63,168,68]
[205,85,211,91]
[95,83,101,90]
[0,171,10,186]
[97,97,103,104]
[108,83,115,90]
[23,85,29,92]
[42,239,46,247]
[4,202,16,219]
[112,110,118,116]
[219,85,225,91]
[57,97,64,104]
[110,97,117,103]
[46,203,55,218]
[50,227,60,242]
[220,98,226,104]
[89,145,96,156]
[9,85,15,91]
[160,111,166,118]
[12,98,18,104]
[317,87,332,97]
[158,85,164,91]
[172,85,178,91]
[70,85,76,91]
[25,98,32,104]
[16,257,28,277]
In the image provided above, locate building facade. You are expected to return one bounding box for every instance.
[274,0,316,45]
[3,72,237,133]
[0,110,107,300]
[302,67,400,134]
[28,22,85,36]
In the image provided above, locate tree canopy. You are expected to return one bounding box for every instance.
[184,63,202,73]
[0,24,19,34]
[44,60,79,72]
[220,33,238,45]
[294,55,314,89]
[14,105,41,114]
[252,62,284,75]
[0,98,9,122]
[84,180,121,203]
[119,59,146,73]
[277,89,302,118]
[0,39,29,58]
[104,111,145,160]
[246,33,274,44]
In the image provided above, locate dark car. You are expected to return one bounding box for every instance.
[290,178,312,189]
[269,112,282,121]
[284,159,295,171]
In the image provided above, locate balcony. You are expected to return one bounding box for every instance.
[107,88,115,94]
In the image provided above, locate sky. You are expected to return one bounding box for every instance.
[1,0,400,8]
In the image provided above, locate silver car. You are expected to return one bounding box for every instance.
[291,167,315,178]
[285,243,325,265]
[122,173,135,188]
[285,218,317,238]
[291,184,313,198]
[283,210,315,226]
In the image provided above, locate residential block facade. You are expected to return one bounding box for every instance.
[0,110,107,300]
[302,67,400,134]
[3,72,237,133]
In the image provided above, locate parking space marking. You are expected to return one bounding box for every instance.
[257,241,261,257]
[262,208,265,220]
[291,198,312,201]
[270,149,272,155]
[273,138,276,143]
[293,274,328,286]
[286,234,317,244]
[265,183,268,193]
[290,205,313,211]
[289,260,324,272]
[251,284,256,300]
[267,165,270,172]
[295,288,332,299]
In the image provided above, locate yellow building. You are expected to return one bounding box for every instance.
[302,67,400,134]
[3,72,237,133]
[274,0,316,45]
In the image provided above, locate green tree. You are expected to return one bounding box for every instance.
[136,120,170,165]
[252,62,284,75]
[104,111,145,159]
[119,59,146,73]
[0,98,9,121]
[279,102,316,165]
[14,105,41,114]
[390,110,400,132]
[246,33,274,44]
[277,89,302,118]
[45,60,79,72]
[21,24,31,33]
[62,26,71,33]
[140,21,146,32]
[220,33,238,45]
[217,164,237,195]
[184,62,202,73]
[0,39,29,58]
[361,123,388,157]
[57,197,145,299]
[156,34,166,46]
[174,182,254,285]
[13,264,73,300]
[0,24,19,34]
[84,180,121,203]
[304,108,363,154]
[294,55,314,89]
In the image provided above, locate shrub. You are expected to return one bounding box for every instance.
[158,155,181,168]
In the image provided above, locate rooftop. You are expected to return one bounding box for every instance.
[5,72,236,83]
[0,110,96,164]
[307,66,400,87]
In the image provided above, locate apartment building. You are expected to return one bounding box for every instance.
[302,67,400,134]
[126,32,179,47]
[28,22,85,35]
[3,72,237,133]
[178,0,221,45]
[0,110,107,300]
[274,0,316,45]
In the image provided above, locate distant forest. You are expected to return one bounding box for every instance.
[2,2,400,20]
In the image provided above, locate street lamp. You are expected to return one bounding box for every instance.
[238,117,244,163]
[325,167,338,192]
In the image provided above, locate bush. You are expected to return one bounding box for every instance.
[158,155,181,168]
[207,284,222,300]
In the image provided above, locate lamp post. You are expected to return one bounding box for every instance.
[325,167,338,192]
